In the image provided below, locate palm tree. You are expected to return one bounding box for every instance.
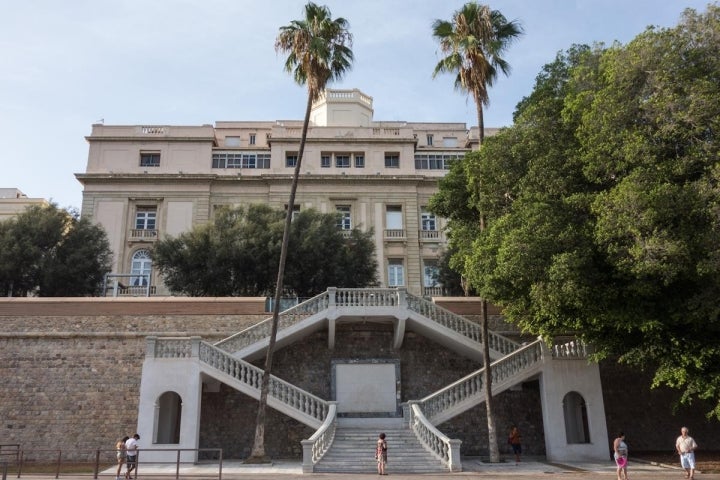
[432,2,522,464]
[432,2,522,145]
[245,2,353,463]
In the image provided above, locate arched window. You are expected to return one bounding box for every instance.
[154,391,182,444]
[563,391,590,444]
[131,249,152,286]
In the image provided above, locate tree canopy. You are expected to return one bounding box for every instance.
[152,204,378,298]
[0,204,112,296]
[435,5,720,418]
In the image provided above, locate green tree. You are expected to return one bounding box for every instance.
[432,2,523,144]
[465,6,720,418]
[152,205,377,298]
[431,2,522,462]
[0,204,112,297]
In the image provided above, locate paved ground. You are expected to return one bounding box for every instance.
[15,456,720,480]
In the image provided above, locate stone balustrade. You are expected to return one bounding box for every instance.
[407,403,462,472]
[551,338,591,359]
[301,403,337,473]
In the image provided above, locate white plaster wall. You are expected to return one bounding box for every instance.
[335,364,396,413]
[539,358,610,462]
[136,357,202,463]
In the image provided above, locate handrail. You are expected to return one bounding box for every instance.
[416,339,544,422]
[408,404,461,472]
[301,403,337,473]
[405,292,519,356]
[214,292,330,353]
[551,338,591,358]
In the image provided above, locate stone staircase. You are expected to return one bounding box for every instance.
[313,427,449,474]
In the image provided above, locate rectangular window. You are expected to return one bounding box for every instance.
[354,153,365,168]
[225,136,241,147]
[135,209,157,230]
[140,152,160,167]
[423,261,439,287]
[336,155,350,168]
[426,134,434,146]
[336,205,351,230]
[421,211,436,231]
[321,155,331,168]
[386,205,402,229]
[384,153,399,168]
[414,154,464,170]
[286,153,298,168]
[285,204,300,221]
[249,134,256,145]
[212,152,271,169]
[388,259,405,287]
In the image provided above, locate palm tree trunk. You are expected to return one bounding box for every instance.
[247,92,314,462]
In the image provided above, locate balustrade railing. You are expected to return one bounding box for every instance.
[214,292,330,353]
[405,293,519,355]
[301,403,337,473]
[551,338,591,359]
[407,404,461,472]
[333,288,399,307]
[416,340,544,422]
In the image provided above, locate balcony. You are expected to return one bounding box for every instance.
[384,229,406,241]
[422,286,444,297]
[130,229,158,241]
[419,230,443,242]
[103,274,156,297]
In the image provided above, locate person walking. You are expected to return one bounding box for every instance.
[375,432,388,475]
[115,436,129,480]
[676,426,698,480]
[125,433,140,480]
[613,432,629,480]
[508,425,522,464]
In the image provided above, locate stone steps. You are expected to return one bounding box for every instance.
[313,427,449,473]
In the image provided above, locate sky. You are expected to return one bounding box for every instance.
[0,0,713,210]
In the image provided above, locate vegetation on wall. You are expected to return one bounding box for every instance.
[433,5,720,418]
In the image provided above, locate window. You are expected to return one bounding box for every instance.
[384,153,400,168]
[225,136,240,147]
[285,204,300,220]
[249,133,256,145]
[321,155,331,168]
[354,154,365,168]
[131,249,152,286]
[212,153,270,169]
[336,205,351,230]
[140,152,160,167]
[286,153,298,168]
[421,211,436,231]
[426,134,434,146]
[388,259,405,287]
[423,260,439,287]
[386,206,402,229]
[442,137,458,148]
[135,208,157,230]
[336,155,350,168]
[414,154,463,170]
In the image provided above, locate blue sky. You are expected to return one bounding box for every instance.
[0,0,712,210]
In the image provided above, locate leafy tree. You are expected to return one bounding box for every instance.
[431,2,522,461]
[152,205,377,297]
[461,6,720,418]
[0,204,112,296]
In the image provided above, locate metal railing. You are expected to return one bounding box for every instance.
[0,448,222,479]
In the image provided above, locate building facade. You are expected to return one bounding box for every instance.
[0,188,48,223]
[77,89,492,296]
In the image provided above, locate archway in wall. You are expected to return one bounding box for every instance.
[155,391,182,444]
[563,391,590,444]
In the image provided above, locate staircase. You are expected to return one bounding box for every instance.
[313,427,449,474]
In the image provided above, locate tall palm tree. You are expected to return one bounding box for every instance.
[432,2,522,464]
[246,2,353,462]
[432,2,522,145]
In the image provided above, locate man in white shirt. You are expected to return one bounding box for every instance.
[125,433,140,480]
[675,427,698,480]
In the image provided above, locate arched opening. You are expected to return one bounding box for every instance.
[131,249,152,286]
[563,391,590,444]
[155,391,182,444]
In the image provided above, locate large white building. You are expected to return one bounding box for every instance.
[77,89,494,296]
